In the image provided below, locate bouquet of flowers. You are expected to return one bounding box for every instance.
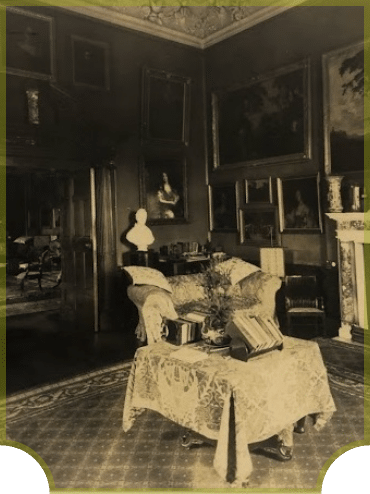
[201,258,233,345]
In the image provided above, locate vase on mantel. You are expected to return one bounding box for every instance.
[326,175,344,213]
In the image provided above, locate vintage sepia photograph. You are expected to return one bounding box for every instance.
[3,5,366,494]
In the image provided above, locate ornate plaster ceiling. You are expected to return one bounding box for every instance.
[61,3,305,48]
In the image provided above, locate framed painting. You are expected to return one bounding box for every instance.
[142,67,191,145]
[277,175,323,233]
[209,183,238,232]
[140,156,188,225]
[239,206,279,246]
[72,35,110,90]
[245,178,272,203]
[5,7,55,80]
[212,60,311,168]
[323,41,364,174]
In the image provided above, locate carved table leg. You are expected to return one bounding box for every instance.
[182,430,208,448]
[294,416,306,434]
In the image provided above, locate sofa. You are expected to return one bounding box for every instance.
[124,257,282,345]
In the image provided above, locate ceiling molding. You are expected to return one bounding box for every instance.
[54,3,306,49]
[62,6,202,48]
[201,6,299,48]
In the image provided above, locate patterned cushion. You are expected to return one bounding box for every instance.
[215,257,261,285]
[168,273,206,307]
[123,266,172,293]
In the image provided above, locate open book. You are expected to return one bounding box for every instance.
[232,314,284,355]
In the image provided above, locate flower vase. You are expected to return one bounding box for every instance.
[326,175,344,213]
[201,326,231,347]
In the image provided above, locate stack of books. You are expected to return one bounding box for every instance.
[163,317,203,346]
[232,314,284,358]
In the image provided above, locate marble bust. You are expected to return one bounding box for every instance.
[126,208,155,252]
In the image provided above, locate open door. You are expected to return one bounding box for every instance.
[60,168,99,331]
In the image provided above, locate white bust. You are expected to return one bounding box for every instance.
[126,208,155,252]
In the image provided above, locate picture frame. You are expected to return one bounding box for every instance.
[322,41,364,174]
[72,35,110,90]
[245,178,273,203]
[140,155,188,225]
[277,175,323,233]
[209,183,238,232]
[142,67,191,145]
[5,7,55,80]
[212,59,311,168]
[239,206,279,246]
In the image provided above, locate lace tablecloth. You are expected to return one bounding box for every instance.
[123,337,336,483]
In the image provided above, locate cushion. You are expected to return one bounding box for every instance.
[215,257,261,285]
[168,273,206,306]
[123,266,172,293]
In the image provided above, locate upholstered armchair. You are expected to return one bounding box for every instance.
[124,258,282,345]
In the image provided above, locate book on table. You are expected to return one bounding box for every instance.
[232,313,284,356]
[163,317,203,346]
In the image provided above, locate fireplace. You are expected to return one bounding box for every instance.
[327,212,368,343]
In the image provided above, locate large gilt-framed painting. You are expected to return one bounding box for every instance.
[323,41,364,174]
[5,7,55,80]
[212,60,311,168]
[140,156,188,225]
[142,67,191,145]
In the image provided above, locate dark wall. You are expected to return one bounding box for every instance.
[6,6,209,265]
[204,5,364,266]
[6,6,364,269]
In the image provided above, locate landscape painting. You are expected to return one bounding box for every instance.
[323,41,364,174]
[213,60,311,168]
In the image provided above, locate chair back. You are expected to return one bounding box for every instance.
[285,275,322,310]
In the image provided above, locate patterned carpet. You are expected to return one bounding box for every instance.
[5,339,365,490]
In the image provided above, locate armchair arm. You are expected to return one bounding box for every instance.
[239,272,282,319]
[127,285,178,344]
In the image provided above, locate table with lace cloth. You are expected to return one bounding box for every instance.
[122,337,336,484]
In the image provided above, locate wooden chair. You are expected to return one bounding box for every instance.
[284,275,326,337]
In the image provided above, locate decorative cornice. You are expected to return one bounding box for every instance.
[51,3,306,49]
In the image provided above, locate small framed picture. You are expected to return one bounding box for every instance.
[142,67,191,145]
[209,184,238,232]
[140,155,188,225]
[245,178,272,203]
[277,175,323,232]
[5,7,55,80]
[239,206,279,246]
[72,35,110,90]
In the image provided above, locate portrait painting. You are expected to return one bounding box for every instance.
[5,7,55,80]
[140,156,188,225]
[213,60,311,168]
[277,175,322,232]
[209,184,238,232]
[142,67,191,145]
[323,41,364,174]
[245,178,272,203]
[239,206,279,245]
[72,36,110,90]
